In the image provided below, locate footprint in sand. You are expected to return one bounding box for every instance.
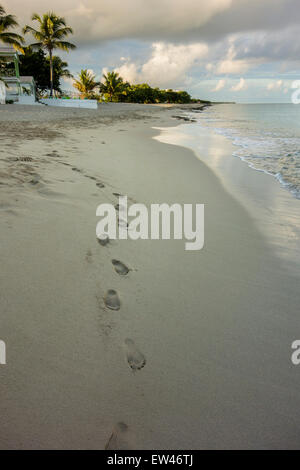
[124,338,146,371]
[97,234,110,246]
[104,289,121,310]
[45,151,58,158]
[71,167,83,173]
[29,176,41,186]
[85,249,93,263]
[60,162,72,167]
[112,259,129,276]
[105,422,132,450]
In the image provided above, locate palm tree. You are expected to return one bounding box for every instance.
[0,4,24,52]
[49,55,73,81]
[100,71,125,101]
[23,12,76,97]
[73,69,99,99]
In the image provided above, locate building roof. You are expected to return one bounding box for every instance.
[0,46,17,53]
[0,46,19,59]
[20,76,35,84]
[1,76,20,83]
[1,76,35,84]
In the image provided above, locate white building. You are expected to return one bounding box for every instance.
[0,47,37,104]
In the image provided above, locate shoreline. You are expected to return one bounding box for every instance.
[0,103,300,449]
[155,116,300,276]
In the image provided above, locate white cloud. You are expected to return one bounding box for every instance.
[212,79,226,92]
[111,42,208,87]
[215,44,261,74]
[217,58,253,74]
[140,42,208,86]
[114,62,139,83]
[5,0,233,44]
[231,78,247,91]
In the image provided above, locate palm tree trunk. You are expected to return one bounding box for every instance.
[49,49,53,98]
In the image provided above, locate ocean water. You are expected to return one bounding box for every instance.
[186,104,300,199]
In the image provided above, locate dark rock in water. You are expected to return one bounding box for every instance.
[172,115,196,122]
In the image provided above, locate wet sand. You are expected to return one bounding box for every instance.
[0,103,300,449]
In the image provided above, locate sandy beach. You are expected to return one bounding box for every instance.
[0,102,300,449]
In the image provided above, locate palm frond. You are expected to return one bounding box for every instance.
[31,13,42,24]
[0,31,24,42]
[0,4,23,51]
[0,14,18,29]
[27,42,43,50]
[54,40,76,51]
[52,27,73,39]
[23,25,39,35]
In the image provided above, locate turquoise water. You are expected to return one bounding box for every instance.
[187,104,300,199]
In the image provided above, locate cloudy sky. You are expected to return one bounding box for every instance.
[3,0,300,102]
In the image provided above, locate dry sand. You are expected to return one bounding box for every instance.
[0,102,300,449]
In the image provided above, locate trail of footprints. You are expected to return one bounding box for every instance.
[11,154,143,375]
[68,163,146,376]
[97,192,146,373]
[71,165,107,189]
[96,187,145,449]
[13,149,144,449]
[32,155,145,375]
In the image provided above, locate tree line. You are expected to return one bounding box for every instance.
[73,69,193,104]
[1,5,196,104]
